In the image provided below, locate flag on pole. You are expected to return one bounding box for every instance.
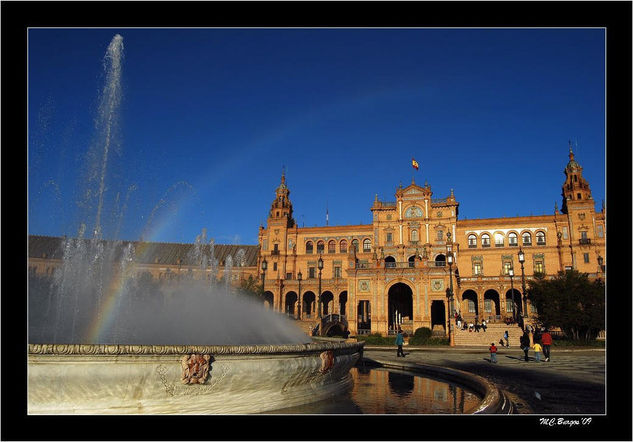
[412,158,419,170]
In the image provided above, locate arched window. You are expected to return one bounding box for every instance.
[435,254,446,267]
[306,241,313,254]
[494,233,504,247]
[536,231,546,245]
[467,234,477,248]
[522,232,532,246]
[404,206,423,218]
[411,229,419,242]
[340,239,348,253]
[328,240,336,253]
[363,239,372,252]
[316,241,325,254]
[481,233,491,247]
[508,232,518,247]
[351,239,359,252]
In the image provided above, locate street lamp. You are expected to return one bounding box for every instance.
[597,255,605,273]
[297,270,302,320]
[261,258,268,306]
[518,248,528,319]
[509,268,516,323]
[446,232,455,347]
[317,255,324,320]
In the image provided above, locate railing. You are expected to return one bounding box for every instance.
[468,244,477,248]
[579,238,591,245]
[355,262,371,269]
[384,262,415,269]
[270,250,280,255]
[522,242,532,247]
[432,197,448,204]
[482,243,490,248]
[357,328,371,335]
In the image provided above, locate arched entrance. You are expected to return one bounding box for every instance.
[321,291,334,315]
[431,300,446,334]
[303,291,315,318]
[388,282,413,334]
[483,289,501,320]
[461,289,478,319]
[506,289,522,320]
[434,254,446,267]
[263,291,274,309]
[284,291,297,316]
[339,291,348,316]
[357,300,371,334]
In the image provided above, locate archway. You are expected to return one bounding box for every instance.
[461,289,478,318]
[435,254,446,267]
[483,289,501,320]
[385,255,396,268]
[263,291,274,309]
[339,291,348,316]
[302,291,315,318]
[388,283,413,333]
[431,300,446,334]
[357,300,371,333]
[284,291,297,316]
[321,291,334,316]
[505,289,522,319]
[407,255,416,268]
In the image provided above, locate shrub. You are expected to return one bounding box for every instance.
[409,327,435,346]
[357,333,393,346]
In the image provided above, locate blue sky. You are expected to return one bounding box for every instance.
[28,28,605,245]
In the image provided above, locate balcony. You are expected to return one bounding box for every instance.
[385,262,416,269]
[270,250,280,256]
[468,244,477,248]
[482,243,490,248]
[579,238,592,245]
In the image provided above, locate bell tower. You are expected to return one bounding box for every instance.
[561,141,593,214]
[268,170,295,228]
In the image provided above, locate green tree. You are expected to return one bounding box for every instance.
[528,270,604,341]
[239,275,264,300]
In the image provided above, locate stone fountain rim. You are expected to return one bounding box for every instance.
[28,341,364,356]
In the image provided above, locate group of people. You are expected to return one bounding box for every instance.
[489,328,552,363]
[456,313,487,332]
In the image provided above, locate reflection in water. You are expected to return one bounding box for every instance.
[268,367,481,414]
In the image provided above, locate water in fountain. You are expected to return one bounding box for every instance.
[28,34,311,347]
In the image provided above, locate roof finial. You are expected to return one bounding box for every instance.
[281,165,286,184]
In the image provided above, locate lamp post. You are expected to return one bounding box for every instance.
[261,258,268,307]
[518,248,528,319]
[317,255,323,320]
[446,232,455,347]
[509,268,516,323]
[297,270,302,320]
[597,255,605,274]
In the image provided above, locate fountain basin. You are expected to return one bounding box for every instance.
[28,341,364,414]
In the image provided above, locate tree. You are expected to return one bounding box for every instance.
[528,270,605,341]
[239,275,264,300]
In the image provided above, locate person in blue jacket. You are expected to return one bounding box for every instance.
[395,329,405,357]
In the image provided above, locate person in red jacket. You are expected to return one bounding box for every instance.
[541,329,552,362]
[489,342,498,363]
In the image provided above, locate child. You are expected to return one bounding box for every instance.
[533,341,543,362]
[489,342,498,363]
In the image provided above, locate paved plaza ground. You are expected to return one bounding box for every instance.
[362,345,606,414]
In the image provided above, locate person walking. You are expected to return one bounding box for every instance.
[541,329,552,362]
[520,332,530,361]
[395,329,405,357]
[489,342,498,363]
[503,330,510,348]
[533,341,543,362]
[481,319,487,332]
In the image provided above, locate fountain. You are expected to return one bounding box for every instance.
[28,34,363,415]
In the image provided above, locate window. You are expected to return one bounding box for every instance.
[581,231,588,240]
[306,241,313,254]
[534,261,544,274]
[562,227,568,239]
[386,232,393,243]
[351,239,359,252]
[577,193,582,200]
[309,267,315,279]
[363,239,372,252]
[468,299,476,313]
[316,241,324,254]
[596,225,604,238]
[473,262,482,276]
[468,234,477,248]
[437,230,443,241]
[404,206,423,218]
[273,262,277,271]
[494,233,504,247]
[583,253,590,263]
[484,299,492,313]
[411,230,419,242]
[334,266,341,278]
[536,231,546,245]
[503,261,513,275]
[481,234,490,248]
[286,273,292,279]
[263,239,268,251]
[522,232,532,246]
[506,299,514,313]
[328,240,336,254]
[508,232,518,246]
[340,239,347,253]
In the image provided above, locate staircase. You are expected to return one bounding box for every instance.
[293,319,319,336]
[453,323,523,347]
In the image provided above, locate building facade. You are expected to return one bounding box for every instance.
[28,146,605,338]
[256,147,605,336]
